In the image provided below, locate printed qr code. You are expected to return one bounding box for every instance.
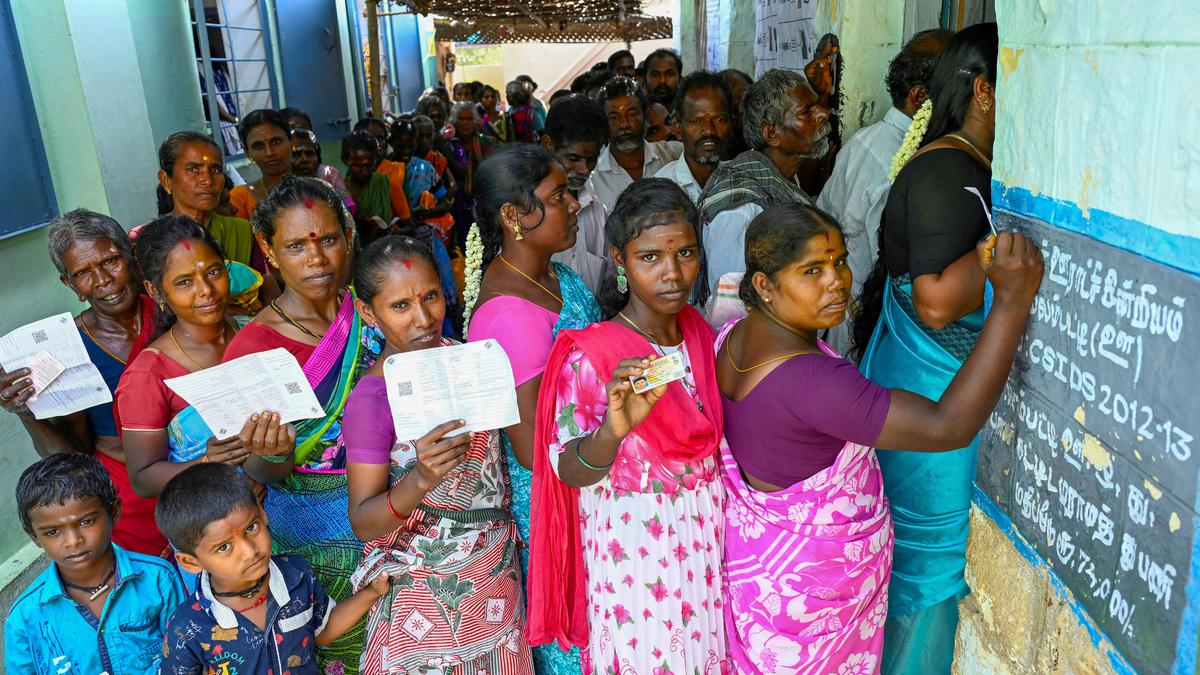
[285,382,301,394]
[32,330,48,344]
[396,381,413,396]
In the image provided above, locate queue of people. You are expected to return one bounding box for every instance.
[5,23,1043,675]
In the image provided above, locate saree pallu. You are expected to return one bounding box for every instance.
[268,292,382,675]
[350,428,531,674]
[503,264,598,675]
[721,438,893,674]
[859,277,984,675]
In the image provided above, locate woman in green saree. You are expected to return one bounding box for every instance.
[342,129,395,247]
[228,176,385,675]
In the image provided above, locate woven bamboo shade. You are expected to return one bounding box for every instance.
[434,15,672,44]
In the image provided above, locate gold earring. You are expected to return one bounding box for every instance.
[166,187,172,195]
[509,221,524,241]
[980,99,991,113]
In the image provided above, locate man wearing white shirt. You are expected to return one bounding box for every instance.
[543,95,613,294]
[590,76,682,214]
[654,71,733,204]
[695,69,830,306]
[817,29,951,355]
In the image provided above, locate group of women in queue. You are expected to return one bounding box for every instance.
[0,22,1040,675]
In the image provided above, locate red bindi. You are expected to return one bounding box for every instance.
[825,248,834,254]
[402,259,413,269]
[822,230,830,243]
[303,197,314,209]
[308,232,317,239]
[182,240,191,250]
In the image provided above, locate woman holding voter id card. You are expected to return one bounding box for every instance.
[527,179,729,674]
[218,176,383,674]
[343,235,532,674]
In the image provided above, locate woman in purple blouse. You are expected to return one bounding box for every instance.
[715,202,1044,673]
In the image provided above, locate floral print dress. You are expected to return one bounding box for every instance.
[549,342,728,675]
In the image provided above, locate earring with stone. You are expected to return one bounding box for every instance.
[616,265,628,294]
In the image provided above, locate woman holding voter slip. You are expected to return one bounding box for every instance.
[116,215,292,501]
[465,145,600,674]
[216,176,382,674]
[344,236,532,674]
[528,179,729,674]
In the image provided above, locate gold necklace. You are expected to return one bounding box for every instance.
[170,323,230,371]
[726,309,813,373]
[498,255,563,304]
[617,311,679,350]
[944,133,992,166]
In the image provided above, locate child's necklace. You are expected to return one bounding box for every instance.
[237,590,270,613]
[212,572,268,598]
[62,566,116,600]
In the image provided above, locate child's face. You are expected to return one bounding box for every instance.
[26,496,116,572]
[176,505,273,588]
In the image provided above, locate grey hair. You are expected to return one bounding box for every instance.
[47,208,133,278]
[506,79,532,106]
[596,75,648,111]
[450,100,480,124]
[742,69,810,150]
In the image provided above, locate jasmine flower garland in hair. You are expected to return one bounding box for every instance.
[889,98,933,181]
[461,222,485,336]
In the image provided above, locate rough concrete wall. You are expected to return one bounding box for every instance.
[812,0,906,138]
[960,0,1200,671]
[956,508,1121,674]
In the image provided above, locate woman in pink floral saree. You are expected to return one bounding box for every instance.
[716,203,1044,673]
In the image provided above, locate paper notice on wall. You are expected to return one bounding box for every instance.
[0,313,112,419]
[165,348,323,438]
[754,0,819,76]
[383,339,519,441]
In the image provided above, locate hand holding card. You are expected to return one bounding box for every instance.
[629,351,687,394]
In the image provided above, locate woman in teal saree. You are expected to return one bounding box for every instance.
[851,23,1000,675]
[225,177,384,675]
[465,145,597,675]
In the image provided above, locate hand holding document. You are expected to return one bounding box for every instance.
[383,339,520,441]
[0,313,112,419]
[165,348,323,438]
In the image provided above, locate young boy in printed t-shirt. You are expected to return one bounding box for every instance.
[5,453,186,675]
[155,463,390,674]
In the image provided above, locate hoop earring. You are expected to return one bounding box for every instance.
[616,265,628,294]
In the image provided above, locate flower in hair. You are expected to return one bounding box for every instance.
[461,223,485,336]
[888,98,933,181]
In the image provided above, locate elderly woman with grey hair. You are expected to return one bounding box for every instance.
[0,208,167,556]
[447,99,498,247]
[694,68,831,307]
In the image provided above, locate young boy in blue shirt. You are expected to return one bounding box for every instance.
[156,463,389,674]
[5,453,186,674]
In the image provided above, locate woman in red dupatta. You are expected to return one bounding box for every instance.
[528,180,730,675]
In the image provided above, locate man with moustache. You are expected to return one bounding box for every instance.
[542,94,613,294]
[695,69,831,306]
[654,72,733,203]
[644,48,683,107]
[589,76,682,216]
[607,49,636,78]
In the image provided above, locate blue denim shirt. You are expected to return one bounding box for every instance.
[159,554,333,675]
[4,543,186,675]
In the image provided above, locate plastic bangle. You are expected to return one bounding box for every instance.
[259,453,290,464]
[386,484,405,521]
[575,441,614,472]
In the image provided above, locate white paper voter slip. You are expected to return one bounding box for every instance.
[0,313,112,419]
[26,351,66,393]
[383,339,520,441]
[165,348,323,438]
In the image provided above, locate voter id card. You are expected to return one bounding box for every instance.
[630,351,686,394]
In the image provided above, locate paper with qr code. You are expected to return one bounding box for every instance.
[165,348,322,438]
[0,313,112,419]
[630,351,687,394]
[383,339,520,441]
